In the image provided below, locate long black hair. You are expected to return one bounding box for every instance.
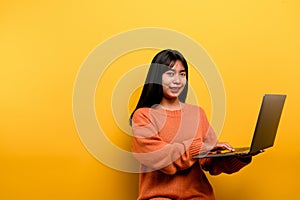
[130,49,189,120]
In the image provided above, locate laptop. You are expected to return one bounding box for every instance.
[193,94,286,158]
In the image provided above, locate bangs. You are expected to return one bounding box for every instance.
[168,59,176,68]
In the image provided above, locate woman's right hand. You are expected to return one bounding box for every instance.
[211,142,235,152]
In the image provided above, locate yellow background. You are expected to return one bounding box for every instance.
[1,0,300,199]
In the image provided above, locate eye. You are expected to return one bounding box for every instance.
[165,71,175,77]
[180,72,186,77]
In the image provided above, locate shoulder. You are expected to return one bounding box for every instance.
[132,107,153,126]
[133,107,150,116]
[132,106,168,126]
[132,107,150,119]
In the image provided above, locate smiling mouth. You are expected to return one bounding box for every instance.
[169,87,181,92]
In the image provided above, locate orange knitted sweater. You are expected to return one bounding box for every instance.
[132,103,251,200]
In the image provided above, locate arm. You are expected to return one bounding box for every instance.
[132,132,202,174]
[131,108,209,175]
[200,154,252,175]
[200,141,252,175]
[200,142,265,175]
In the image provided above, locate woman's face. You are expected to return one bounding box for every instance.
[161,60,187,100]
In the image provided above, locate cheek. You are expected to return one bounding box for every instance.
[162,75,172,85]
[181,77,187,86]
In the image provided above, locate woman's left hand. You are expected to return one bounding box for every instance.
[236,149,265,161]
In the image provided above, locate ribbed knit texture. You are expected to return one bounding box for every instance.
[132,103,251,200]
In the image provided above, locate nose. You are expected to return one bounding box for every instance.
[172,73,181,84]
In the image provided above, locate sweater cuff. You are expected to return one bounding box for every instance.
[188,138,202,157]
[228,156,252,170]
[236,155,252,163]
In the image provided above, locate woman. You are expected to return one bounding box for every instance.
[131,49,252,200]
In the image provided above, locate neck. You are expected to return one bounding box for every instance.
[160,98,182,110]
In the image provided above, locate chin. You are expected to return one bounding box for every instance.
[166,94,180,99]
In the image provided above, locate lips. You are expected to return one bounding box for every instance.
[169,87,182,93]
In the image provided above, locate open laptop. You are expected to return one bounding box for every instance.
[194,94,286,158]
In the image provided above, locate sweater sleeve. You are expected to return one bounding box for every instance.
[200,156,252,175]
[131,108,204,175]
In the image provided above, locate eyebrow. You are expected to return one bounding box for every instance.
[167,69,186,73]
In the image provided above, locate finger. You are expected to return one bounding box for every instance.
[220,143,235,151]
[223,143,234,151]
